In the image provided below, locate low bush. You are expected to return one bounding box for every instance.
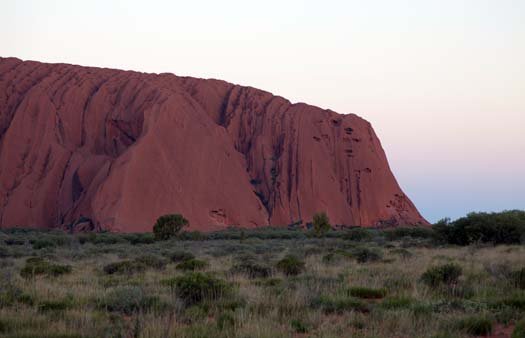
[215,297,246,312]
[98,286,157,314]
[38,297,73,312]
[103,260,146,275]
[513,317,525,338]
[322,250,352,264]
[310,295,368,314]
[134,254,167,270]
[165,272,230,306]
[421,263,462,288]
[411,302,435,318]
[383,227,435,241]
[182,305,208,323]
[20,257,72,278]
[291,319,309,333]
[348,287,387,299]
[380,296,413,310]
[498,293,525,310]
[344,228,374,242]
[122,233,155,245]
[0,285,35,307]
[231,259,272,279]
[390,248,413,259]
[168,250,195,263]
[0,246,9,258]
[77,233,127,245]
[207,227,305,240]
[456,316,493,336]
[510,268,525,289]
[176,258,208,271]
[30,233,70,250]
[255,277,282,287]
[217,311,235,331]
[383,276,413,291]
[4,237,25,245]
[179,231,208,241]
[353,247,382,263]
[276,255,305,276]
[31,239,57,250]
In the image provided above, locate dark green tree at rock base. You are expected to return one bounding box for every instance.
[153,214,189,240]
[312,212,331,237]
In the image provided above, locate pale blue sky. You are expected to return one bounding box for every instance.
[2,0,524,222]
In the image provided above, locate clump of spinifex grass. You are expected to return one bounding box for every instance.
[348,286,387,299]
[20,257,72,278]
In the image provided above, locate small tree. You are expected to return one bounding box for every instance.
[312,212,331,237]
[153,214,189,240]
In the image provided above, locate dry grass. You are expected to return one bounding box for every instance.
[0,232,524,337]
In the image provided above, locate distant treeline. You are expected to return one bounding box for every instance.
[1,210,524,248]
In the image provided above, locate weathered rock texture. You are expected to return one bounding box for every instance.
[0,57,427,231]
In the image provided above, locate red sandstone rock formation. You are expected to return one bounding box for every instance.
[0,57,427,231]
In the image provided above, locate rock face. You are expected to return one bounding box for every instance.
[0,57,427,231]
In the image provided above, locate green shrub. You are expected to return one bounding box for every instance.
[383,227,435,241]
[322,252,340,264]
[38,297,73,312]
[412,302,435,318]
[421,263,462,288]
[276,255,305,276]
[456,316,492,336]
[217,311,235,330]
[168,250,195,263]
[179,231,208,241]
[513,317,525,338]
[215,296,246,313]
[291,319,309,333]
[231,260,272,279]
[390,248,413,259]
[122,233,155,245]
[380,296,413,310]
[182,305,208,323]
[4,237,25,245]
[103,260,146,275]
[353,247,382,263]
[498,293,525,310]
[17,293,35,306]
[255,277,282,287]
[77,233,127,245]
[0,285,34,308]
[134,254,167,270]
[31,239,57,250]
[322,250,352,264]
[343,228,374,241]
[0,246,9,258]
[20,257,72,278]
[312,212,331,237]
[383,276,413,291]
[166,272,230,306]
[176,259,208,271]
[310,295,368,314]
[510,268,525,289]
[99,286,157,314]
[348,287,387,299]
[153,214,189,240]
